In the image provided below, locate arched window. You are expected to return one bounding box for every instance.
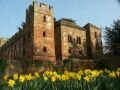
[95,32,97,38]
[43,16,47,22]
[68,49,71,54]
[43,31,46,37]
[68,35,72,42]
[43,47,47,52]
[78,37,81,44]
[79,51,82,55]
[77,37,81,44]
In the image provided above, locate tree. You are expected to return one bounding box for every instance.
[104,19,120,55]
[118,0,120,3]
[0,59,7,76]
[61,18,76,24]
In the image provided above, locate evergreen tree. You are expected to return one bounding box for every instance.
[104,19,120,55]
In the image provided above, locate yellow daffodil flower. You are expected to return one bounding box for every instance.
[109,71,116,78]
[51,76,56,82]
[84,76,90,82]
[44,76,48,81]
[8,79,15,87]
[13,73,18,80]
[34,72,40,78]
[76,74,81,80]
[3,75,8,80]
[25,74,33,81]
[19,75,25,83]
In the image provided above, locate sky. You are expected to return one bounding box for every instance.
[0,0,120,38]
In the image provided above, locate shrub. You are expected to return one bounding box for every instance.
[0,59,7,76]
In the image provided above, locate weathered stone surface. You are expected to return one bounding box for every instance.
[0,1,102,64]
[84,23,102,58]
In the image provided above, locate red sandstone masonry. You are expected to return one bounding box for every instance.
[0,1,102,63]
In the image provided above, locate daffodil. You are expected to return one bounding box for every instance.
[91,70,100,78]
[49,71,53,76]
[53,71,57,76]
[34,72,40,78]
[8,79,15,87]
[69,72,76,78]
[44,76,48,81]
[104,69,110,74]
[45,71,50,76]
[44,71,53,76]
[76,74,81,80]
[84,69,91,75]
[78,70,84,76]
[56,75,61,80]
[25,74,33,81]
[116,71,120,77]
[13,73,18,80]
[51,76,56,82]
[19,75,25,83]
[99,70,103,74]
[109,71,116,78]
[61,75,69,81]
[84,76,90,82]
[3,75,8,80]
[117,68,120,71]
[64,71,69,75]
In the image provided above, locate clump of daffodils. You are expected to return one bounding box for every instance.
[2,68,120,88]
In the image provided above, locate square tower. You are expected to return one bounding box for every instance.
[26,1,56,62]
[84,23,103,58]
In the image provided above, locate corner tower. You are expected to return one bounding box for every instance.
[26,1,56,62]
[84,23,102,58]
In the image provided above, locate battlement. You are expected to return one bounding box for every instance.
[40,3,47,7]
[27,1,54,12]
[40,3,53,10]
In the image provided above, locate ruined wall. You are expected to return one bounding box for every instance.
[55,20,87,60]
[84,23,102,58]
[61,26,86,60]
[31,2,56,62]
[54,25,62,61]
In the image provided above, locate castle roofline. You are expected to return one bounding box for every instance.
[83,23,101,30]
[32,1,54,10]
[55,19,86,31]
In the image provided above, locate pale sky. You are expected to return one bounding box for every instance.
[0,0,120,38]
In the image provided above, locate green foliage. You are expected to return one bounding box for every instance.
[0,59,7,76]
[117,0,120,3]
[33,60,55,69]
[32,60,56,73]
[61,18,76,24]
[63,59,74,71]
[105,19,120,55]
[33,60,44,68]
[95,60,110,70]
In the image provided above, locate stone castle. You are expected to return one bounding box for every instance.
[0,1,102,62]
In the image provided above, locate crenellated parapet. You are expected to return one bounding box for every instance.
[26,1,54,17]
